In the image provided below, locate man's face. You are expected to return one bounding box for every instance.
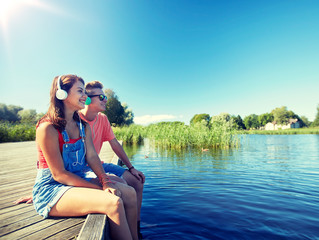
[87,88,108,112]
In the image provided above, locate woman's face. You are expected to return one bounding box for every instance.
[63,80,87,111]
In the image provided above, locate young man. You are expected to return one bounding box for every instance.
[80,81,145,236]
[15,81,145,238]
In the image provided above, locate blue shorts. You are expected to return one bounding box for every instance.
[84,163,126,179]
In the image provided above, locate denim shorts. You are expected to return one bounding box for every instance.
[84,163,126,179]
[32,168,73,218]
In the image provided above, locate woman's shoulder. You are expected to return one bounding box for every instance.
[37,122,59,137]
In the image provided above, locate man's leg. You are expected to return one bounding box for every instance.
[122,170,144,222]
[102,163,144,238]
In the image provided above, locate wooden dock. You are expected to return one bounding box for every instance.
[0,141,119,240]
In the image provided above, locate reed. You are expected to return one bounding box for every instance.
[0,120,240,150]
[113,124,145,145]
[123,120,240,150]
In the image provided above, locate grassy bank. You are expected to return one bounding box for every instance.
[0,122,36,142]
[2,120,318,147]
[240,127,319,135]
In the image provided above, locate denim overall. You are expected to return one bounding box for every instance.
[33,122,87,218]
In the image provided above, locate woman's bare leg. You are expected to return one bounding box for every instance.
[49,187,132,240]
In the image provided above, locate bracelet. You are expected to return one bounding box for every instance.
[98,174,113,185]
[128,166,134,172]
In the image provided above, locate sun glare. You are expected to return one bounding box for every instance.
[0,0,51,28]
[0,0,24,25]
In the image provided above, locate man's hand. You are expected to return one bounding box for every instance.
[130,168,145,183]
[14,195,33,204]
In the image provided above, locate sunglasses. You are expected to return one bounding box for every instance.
[88,94,108,101]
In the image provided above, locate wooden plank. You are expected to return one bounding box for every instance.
[41,223,85,240]
[18,217,85,240]
[0,141,120,240]
[78,214,109,240]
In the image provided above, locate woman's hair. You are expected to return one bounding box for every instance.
[38,74,85,132]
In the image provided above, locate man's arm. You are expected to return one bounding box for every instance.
[109,138,145,183]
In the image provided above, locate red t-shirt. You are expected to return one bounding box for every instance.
[37,127,81,169]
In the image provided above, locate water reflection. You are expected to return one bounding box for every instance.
[122,142,141,160]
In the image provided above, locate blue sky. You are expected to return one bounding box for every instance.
[0,0,318,125]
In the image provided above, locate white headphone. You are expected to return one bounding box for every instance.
[56,75,68,100]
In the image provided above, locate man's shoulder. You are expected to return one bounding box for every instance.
[97,112,110,123]
[98,112,108,119]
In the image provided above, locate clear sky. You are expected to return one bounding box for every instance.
[1,0,318,125]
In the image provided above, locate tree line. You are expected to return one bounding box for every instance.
[1,95,318,130]
[0,89,134,126]
[190,105,319,130]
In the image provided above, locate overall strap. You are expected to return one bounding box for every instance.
[76,121,86,138]
[61,129,70,143]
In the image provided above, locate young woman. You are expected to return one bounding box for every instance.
[32,75,138,240]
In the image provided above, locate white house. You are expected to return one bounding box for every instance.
[264,119,300,130]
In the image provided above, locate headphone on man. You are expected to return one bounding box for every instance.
[85,97,91,105]
[56,75,68,100]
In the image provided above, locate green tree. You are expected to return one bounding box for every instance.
[0,103,23,122]
[190,113,210,126]
[210,113,231,123]
[103,89,134,126]
[104,97,124,126]
[18,109,37,124]
[271,106,290,124]
[258,113,274,126]
[122,102,134,125]
[243,114,260,129]
[300,116,311,127]
[231,115,245,129]
[312,104,319,127]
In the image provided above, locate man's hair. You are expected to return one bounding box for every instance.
[85,81,104,95]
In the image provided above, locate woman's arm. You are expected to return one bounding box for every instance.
[36,122,100,189]
[84,125,121,196]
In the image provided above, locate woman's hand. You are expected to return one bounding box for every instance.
[99,174,122,197]
[103,182,122,197]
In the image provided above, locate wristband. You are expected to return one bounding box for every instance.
[128,166,134,172]
[98,174,113,185]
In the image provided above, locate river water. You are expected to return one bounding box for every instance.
[124,135,319,240]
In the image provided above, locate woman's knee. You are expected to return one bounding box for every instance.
[103,194,124,216]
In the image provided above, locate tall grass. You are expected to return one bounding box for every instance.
[114,120,240,150]
[113,124,145,145]
[0,121,36,143]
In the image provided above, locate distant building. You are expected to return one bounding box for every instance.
[264,119,300,130]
